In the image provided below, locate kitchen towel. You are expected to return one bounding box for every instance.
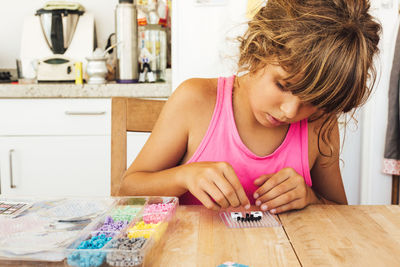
[383,23,400,175]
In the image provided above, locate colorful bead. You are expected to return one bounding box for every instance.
[142,203,175,223]
[111,205,141,222]
[106,237,146,267]
[67,234,112,267]
[92,216,129,238]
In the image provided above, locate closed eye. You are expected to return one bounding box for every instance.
[276,82,286,91]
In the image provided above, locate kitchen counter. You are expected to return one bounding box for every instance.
[0,81,171,98]
[0,70,172,98]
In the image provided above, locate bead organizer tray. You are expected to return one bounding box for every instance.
[0,196,178,266]
[66,197,178,267]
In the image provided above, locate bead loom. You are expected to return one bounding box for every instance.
[219,211,281,228]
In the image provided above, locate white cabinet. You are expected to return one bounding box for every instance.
[0,98,152,197]
[0,136,110,197]
[0,99,111,197]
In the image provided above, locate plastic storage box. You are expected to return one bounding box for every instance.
[0,196,178,267]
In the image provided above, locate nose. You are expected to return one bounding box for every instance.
[280,95,301,119]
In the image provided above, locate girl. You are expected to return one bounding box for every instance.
[119,0,381,214]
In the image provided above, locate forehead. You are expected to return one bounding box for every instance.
[267,64,301,84]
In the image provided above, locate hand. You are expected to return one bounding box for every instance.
[253,167,318,214]
[181,161,251,211]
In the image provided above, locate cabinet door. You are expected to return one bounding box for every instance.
[0,99,110,136]
[0,136,110,197]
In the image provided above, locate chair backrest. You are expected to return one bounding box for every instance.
[111,97,166,196]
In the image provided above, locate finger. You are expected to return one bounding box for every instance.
[253,173,274,186]
[201,180,230,209]
[213,175,241,207]
[194,189,220,211]
[268,198,306,214]
[220,163,250,208]
[260,190,300,212]
[254,169,292,198]
[256,179,296,205]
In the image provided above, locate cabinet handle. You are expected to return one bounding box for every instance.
[9,149,16,189]
[65,111,106,116]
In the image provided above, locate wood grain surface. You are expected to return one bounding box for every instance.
[147,205,300,267]
[279,205,400,267]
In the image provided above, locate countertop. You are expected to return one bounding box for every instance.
[0,70,172,98]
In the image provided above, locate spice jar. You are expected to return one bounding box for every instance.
[86,48,108,84]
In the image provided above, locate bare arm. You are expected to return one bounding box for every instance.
[119,80,193,197]
[309,119,348,205]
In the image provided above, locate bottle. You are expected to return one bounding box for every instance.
[115,0,138,83]
[75,62,83,85]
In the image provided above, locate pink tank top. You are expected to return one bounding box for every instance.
[179,76,312,205]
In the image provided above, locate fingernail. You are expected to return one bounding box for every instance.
[253,193,259,199]
[261,204,268,211]
[255,200,261,206]
[270,209,276,214]
[245,204,251,210]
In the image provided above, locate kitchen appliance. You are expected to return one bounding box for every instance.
[20,2,96,82]
[0,69,18,83]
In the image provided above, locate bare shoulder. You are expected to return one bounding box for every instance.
[165,78,218,124]
[170,78,218,108]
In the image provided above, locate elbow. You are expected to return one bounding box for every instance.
[117,177,128,196]
[117,172,135,196]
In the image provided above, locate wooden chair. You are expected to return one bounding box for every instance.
[111,97,166,196]
[392,175,399,204]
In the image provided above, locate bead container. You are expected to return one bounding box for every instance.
[64,196,178,267]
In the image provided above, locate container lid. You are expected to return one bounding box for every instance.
[119,0,133,3]
[36,1,85,15]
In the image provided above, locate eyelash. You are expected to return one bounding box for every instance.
[276,82,286,91]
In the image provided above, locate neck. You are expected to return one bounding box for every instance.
[234,74,260,129]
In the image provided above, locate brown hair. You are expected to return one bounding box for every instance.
[238,0,381,156]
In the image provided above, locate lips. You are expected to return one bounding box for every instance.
[266,114,284,126]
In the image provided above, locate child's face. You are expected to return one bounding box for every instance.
[246,64,318,127]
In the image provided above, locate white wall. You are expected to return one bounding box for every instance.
[359,1,399,204]
[0,0,118,68]
[172,0,249,90]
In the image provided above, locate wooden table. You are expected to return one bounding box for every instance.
[279,205,400,267]
[147,206,299,267]
[149,205,400,267]
[2,205,400,266]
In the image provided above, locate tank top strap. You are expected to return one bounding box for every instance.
[186,76,233,163]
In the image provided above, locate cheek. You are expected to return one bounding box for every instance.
[300,106,318,118]
[251,88,281,107]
